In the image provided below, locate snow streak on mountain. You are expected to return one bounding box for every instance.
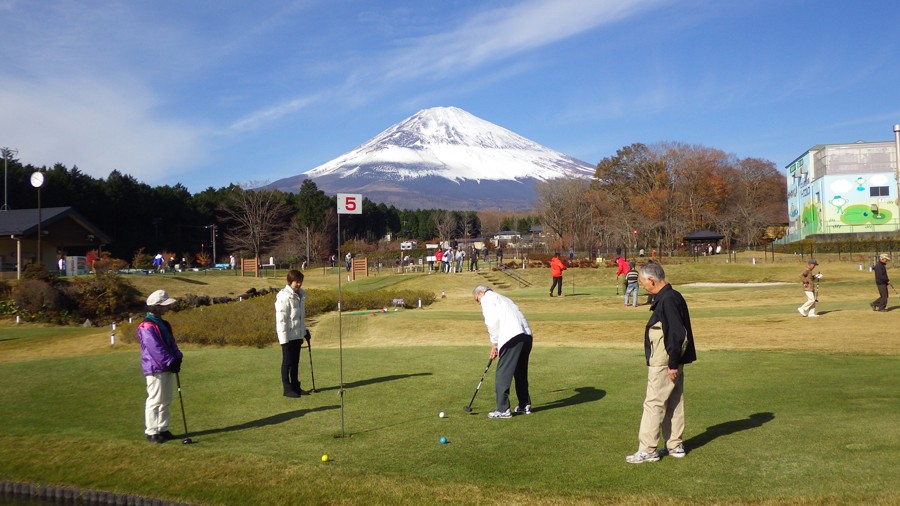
[267,106,595,210]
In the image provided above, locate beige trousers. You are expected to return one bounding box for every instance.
[799,290,816,315]
[638,365,685,453]
[145,372,174,435]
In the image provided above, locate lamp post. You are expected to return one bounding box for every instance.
[1,147,17,211]
[30,171,45,266]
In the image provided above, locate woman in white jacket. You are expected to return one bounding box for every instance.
[275,269,308,398]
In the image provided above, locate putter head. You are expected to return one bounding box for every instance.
[182,437,193,445]
[309,388,319,393]
[463,405,472,413]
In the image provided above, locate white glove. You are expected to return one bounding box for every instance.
[814,273,823,279]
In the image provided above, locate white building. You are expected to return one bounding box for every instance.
[783,140,899,242]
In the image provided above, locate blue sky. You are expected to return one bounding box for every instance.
[2,0,899,193]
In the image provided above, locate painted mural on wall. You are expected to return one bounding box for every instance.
[823,172,896,232]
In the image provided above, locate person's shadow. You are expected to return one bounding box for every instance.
[191,405,339,437]
[536,386,606,413]
[684,412,774,452]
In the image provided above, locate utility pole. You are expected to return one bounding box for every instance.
[210,224,217,265]
[1,147,18,211]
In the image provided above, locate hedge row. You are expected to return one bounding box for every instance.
[118,288,436,348]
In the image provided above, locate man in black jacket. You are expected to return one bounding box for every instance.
[625,262,697,464]
[871,254,891,312]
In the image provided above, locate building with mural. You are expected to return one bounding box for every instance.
[783,140,899,243]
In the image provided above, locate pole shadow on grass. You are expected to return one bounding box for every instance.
[191,405,339,437]
[535,386,606,412]
[171,276,209,285]
[316,373,432,392]
[684,412,774,452]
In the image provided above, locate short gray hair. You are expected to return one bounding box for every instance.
[472,285,491,297]
[639,262,666,282]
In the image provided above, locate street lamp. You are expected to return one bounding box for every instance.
[1,147,17,211]
[30,171,45,266]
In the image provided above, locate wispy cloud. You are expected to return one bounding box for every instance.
[234,0,670,131]
[228,93,324,132]
[382,0,666,82]
[0,75,206,183]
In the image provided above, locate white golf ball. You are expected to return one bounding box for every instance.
[439,411,445,418]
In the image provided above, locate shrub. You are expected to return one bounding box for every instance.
[132,248,153,269]
[119,287,437,347]
[12,279,67,322]
[23,263,53,282]
[68,273,141,324]
[93,257,128,274]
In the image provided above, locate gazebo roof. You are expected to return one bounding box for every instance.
[683,230,724,241]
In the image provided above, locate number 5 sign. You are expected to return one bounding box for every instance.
[337,193,363,215]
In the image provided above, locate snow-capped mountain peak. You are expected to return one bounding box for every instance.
[304,106,594,183]
[266,106,595,210]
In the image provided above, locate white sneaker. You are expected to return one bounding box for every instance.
[807,313,819,318]
[514,405,532,415]
[487,409,512,419]
[625,450,660,464]
[797,307,807,317]
[666,444,686,458]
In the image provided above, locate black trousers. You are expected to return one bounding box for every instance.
[495,333,533,412]
[281,340,302,389]
[873,284,889,310]
[550,276,563,295]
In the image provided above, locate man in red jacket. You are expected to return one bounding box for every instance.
[549,252,567,297]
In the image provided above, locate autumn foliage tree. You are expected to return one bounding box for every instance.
[583,142,785,256]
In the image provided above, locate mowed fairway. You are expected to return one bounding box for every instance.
[1,258,899,505]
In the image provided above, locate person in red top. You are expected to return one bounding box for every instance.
[549,252,567,297]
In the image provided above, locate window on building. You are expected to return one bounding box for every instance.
[870,186,890,197]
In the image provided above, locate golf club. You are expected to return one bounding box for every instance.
[175,373,194,444]
[463,358,493,413]
[305,331,318,393]
[891,282,898,295]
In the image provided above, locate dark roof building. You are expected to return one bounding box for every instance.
[0,207,112,279]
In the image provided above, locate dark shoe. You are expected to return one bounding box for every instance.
[871,302,878,311]
[146,434,165,444]
[283,387,301,398]
[158,430,176,441]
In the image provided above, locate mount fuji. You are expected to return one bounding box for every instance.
[266,106,595,210]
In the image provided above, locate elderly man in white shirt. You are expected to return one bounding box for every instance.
[473,285,534,418]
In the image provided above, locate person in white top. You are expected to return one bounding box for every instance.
[275,269,309,397]
[472,285,533,418]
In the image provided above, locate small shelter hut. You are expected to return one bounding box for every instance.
[683,230,725,261]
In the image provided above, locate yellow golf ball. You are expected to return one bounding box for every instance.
[321,454,329,462]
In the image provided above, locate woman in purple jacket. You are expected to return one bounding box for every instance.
[137,290,183,443]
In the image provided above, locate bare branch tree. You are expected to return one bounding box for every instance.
[535,177,588,249]
[433,210,457,244]
[221,188,291,261]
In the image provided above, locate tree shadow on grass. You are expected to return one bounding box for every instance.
[316,373,432,392]
[535,386,606,413]
[191,405,339,437]
[684,412,774,452]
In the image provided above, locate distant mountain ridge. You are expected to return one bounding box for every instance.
[266,106,595,210]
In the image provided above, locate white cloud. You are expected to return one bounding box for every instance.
[380,0,668,82]
[0,75,206,184]
[228,93,324,132]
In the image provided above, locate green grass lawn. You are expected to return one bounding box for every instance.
[2,259,900,504]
